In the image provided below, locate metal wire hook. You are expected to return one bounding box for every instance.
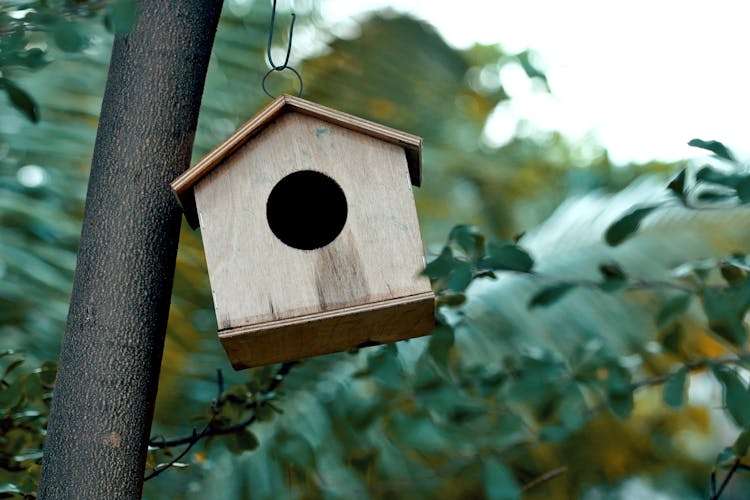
[267,0,295,71]
[262,66,303,98]
[262,0,303,98]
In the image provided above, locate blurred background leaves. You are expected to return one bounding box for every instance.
[2,1,750,499]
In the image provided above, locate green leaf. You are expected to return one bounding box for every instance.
[22,372,42,401]
[276,434,316,469]
[657,294,692,328]
[694,166,750,203]
[435,292,466,307]
[607,391,634,419]
[721,263,746,285]
[9,48,48,70]
[599,261,626,280]
[666,169,686,199]
[0,78,39,123]
[695,166,739,186]
[0,380,23,409]
[604,205,657,246]
[539,425,569,443]
[13,450,43,464]
[255,404,275,422]
[696,190,735,202]
[663,367,688,409]
[715,447,735,466]
[713,365,750,427]
[346,449,378,475]
[480,242,534,273]
[481,457,521,500]
[234,428,260,452]
[0,483,23,495]
[737,176,750,203]
[427,325,454,375]
[603,362,632,395]
[516,50,550,91]
[660,324,683,355]
[2,358,24,380]
[733,429,750,458]
[38,360,57,386]
[155,461,190,471]
[601,361,634,419]
[367,345,403,390]
[0,29,26,53]
[558,388,587,431]
[506,353,565,403]
[53,20,88,53]
[474,270,497,280]
[413,355,443,391]
[389,411,447,452]
[688,138,736,162]
[598,262,627,292]
[700,277,750,347]
[106,0,139,35]
[448,224,485,260]
[423,247,457,280]
[528,283,576,308]
[446,261,474,292]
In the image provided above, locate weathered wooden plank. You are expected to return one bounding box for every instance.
[219,291,435,368]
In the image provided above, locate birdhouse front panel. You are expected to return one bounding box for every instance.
[172,95,435,368]
[195,110,431,328]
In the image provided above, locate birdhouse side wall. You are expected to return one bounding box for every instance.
[194,112,431,331]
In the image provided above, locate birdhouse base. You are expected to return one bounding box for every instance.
[219,291,435,369]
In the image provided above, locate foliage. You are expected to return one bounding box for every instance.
[145,363,293,481]
[134,152,750,499]
[3,1,750,499]
[0,352,56,499]
[0,1,138,122]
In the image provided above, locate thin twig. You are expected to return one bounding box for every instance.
[711,458,741,500]
[144,428,201,481]
[521,466,567,493]
[149,362,296,448]
[631,352,750,391]
[711,468,717,497]
[144,362,297,479]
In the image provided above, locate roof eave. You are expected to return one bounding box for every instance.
[171,95,423,229]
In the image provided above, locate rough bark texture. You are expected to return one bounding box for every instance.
[39,1,223,498]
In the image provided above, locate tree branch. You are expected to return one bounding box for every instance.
[521,466,567,493]
[631,352,750,392]
[711,458,742,500]
[145,361,297,478]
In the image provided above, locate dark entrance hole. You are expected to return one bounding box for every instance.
[266,170,348,250]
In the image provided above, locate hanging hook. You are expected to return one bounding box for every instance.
[262,0,303,98]
[267,0,295,70]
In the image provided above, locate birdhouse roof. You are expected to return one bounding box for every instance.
[171,95,423,228]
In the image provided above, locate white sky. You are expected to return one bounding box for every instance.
[318,0,750,164]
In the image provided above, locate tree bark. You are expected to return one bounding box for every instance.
[39,1,223,498]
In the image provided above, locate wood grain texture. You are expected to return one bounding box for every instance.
[194,112,432,335]
[171,95,422,228]
[38,1,223,498]
[220,292,435,368]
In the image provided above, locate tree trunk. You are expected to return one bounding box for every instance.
[39,1,223,497]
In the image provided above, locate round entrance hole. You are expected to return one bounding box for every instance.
[266,170,348,250]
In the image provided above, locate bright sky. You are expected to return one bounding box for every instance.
[318,0,750,165]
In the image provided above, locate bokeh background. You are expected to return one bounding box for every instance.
[3,1,750,498]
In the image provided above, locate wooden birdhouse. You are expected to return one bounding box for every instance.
[171,95,435,369]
